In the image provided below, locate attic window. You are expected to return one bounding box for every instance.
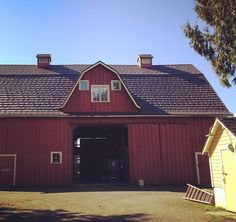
[111,80,121,90]
[79,80,89,90]
[51,152,62,164]
[91,85,109,102]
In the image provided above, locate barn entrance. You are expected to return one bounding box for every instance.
[73,125,129,183]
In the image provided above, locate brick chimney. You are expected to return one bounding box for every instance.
[36,54,51,68]
[137,54,153,68]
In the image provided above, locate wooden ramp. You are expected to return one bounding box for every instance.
[184,184,214,205]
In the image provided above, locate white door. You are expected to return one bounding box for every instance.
[221,149,236,212]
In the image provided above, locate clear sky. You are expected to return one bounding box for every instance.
[0,0,235,113]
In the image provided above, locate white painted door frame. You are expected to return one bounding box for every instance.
[0,154,17,186]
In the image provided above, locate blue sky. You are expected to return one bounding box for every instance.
[0,0,235,113]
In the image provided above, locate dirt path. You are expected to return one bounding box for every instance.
[0,185,235,222]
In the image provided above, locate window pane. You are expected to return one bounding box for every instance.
[101,87,108,101]
[92,87,100,101]
[52,153,61,163]
[79,81,88,90]
[112,81,121,90]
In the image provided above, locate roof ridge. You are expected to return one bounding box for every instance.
[0,64,90,66]
[0,63,196,66]
[110,64,194,66]
[0,64,35,66]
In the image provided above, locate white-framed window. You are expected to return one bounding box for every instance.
[111,80,121,90]
[79,80,89,90]
[51,151,62,164]
[91,85,110,102]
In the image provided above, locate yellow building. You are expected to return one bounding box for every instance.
[203,117,236,212]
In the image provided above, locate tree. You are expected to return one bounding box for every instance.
[183,0,236,87]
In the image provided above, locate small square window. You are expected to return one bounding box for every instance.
[79,80,89,90]
[111,80,121,90]
[51,152,62,164]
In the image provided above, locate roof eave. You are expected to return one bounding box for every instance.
[0,113,229,118]
[202,117,236,154]
[202,118,220,154]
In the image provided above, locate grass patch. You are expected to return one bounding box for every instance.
[202,205,236,222]
[203,205,225,212]
[208,215,236,222]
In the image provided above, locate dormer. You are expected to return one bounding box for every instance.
[137,54,153,68]
[36,54,51,68]
[61,61,140,113]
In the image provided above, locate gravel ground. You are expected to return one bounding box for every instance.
[0,184,235,222]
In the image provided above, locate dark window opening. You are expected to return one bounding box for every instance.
[51,152,62,164]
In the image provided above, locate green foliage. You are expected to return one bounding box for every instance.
[184,0,236,87]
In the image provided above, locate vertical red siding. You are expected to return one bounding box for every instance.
[0,118,72,186]
[0,116,213,186]
[62,64,138,113]
[128,124,162,184]
[128,118,213,185]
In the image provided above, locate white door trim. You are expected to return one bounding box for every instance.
[0,154,17,186]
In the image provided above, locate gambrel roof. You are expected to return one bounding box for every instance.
[0,62,230,117]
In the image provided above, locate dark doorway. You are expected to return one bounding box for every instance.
[73,125,129,183]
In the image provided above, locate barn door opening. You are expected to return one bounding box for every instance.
[73,125,129,183]
[195,152,211,187]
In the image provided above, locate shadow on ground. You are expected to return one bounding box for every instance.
[0,207,148,222]
[0,184,187,193]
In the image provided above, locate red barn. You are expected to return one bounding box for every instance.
[0,54,230,187]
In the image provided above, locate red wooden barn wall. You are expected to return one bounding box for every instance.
[70,116,213,185]
[0,116,213,186]
[128,118,213,185]
[62,64,138,113]
[0,118,72,186]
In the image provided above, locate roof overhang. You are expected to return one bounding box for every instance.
[0,113,221,118]
[202,118,235,154]
[60,61,141,109]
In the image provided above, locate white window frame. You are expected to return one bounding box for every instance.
[91,85,110,102]
[79,80,89,91]
[51,151,62,164]
[111,80,121,91]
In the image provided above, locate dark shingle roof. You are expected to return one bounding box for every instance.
[0,75,76,111]
[220,117,236,137]
[0,64,230,117]
[121,74,228,115]
[0,64,202,75]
